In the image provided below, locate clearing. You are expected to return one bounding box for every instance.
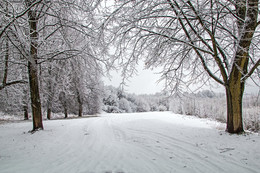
[0,112,259,173]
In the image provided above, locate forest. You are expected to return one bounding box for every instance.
[0,0,260,134]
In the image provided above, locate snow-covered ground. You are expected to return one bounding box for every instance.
[0,112,259,173]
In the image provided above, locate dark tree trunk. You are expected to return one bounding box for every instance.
[59,91,68,118]
[2,37,9,87]
[77,90,83,117]
[64,106,68,118]
[21,56,29,120]
[47,108,51,120]
[46,64,53,120]
[1,2,9,89]
[28,61,43,130]
[24,105,29,120]
[225,79,245,133]
[21,55,29,120]
[78,104,83,117]
[26,1,43,131]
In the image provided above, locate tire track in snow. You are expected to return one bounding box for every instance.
[123,127,245,173]
[109,121,220,173]
[82,117,162,173]
[106,115,258,173]
[1,112,259,173]
[40,119,96,173]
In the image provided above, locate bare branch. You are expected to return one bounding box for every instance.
[0,0,43,38]
[0,80,27,90]
[167,0,225,85]
[243,58,260,81]
[186,0,228,83]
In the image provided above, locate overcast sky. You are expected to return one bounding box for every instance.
[103,65,164,95]
[103,65,259,95]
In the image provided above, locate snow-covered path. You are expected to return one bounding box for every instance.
[0,112,259,173]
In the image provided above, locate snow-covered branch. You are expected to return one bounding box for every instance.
[0,0,43,39]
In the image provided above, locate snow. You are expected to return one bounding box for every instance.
[0,112,259,173]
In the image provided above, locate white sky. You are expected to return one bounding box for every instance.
[103,66,164,95]
[103,65,259,95]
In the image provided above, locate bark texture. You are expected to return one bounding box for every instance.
[26,0,43,131]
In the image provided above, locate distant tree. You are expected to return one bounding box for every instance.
[59,91,68,118]
[105,0,260,134]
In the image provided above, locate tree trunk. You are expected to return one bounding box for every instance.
[46,64,53,120]
[225,38,247,134]
[28,62,43,130]
[22,82,29,120]
[64,106,68,118]
[77,90,83,117]
[226,49,246,134]
[27,2,43,131]
[59,91,68,118]
[2,37,9,87]
[21,58,29,120]
[78,98,83,117]
[24,105,29,120]
[225,81,244,134]
[78,103,83,117]
[47,108,51,120]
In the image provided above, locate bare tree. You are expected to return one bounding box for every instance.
[105,0,260,133]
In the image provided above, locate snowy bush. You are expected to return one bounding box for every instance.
[128,101,138,112]
[119,98,132,113]
[135,98,151,112]
[158,105,167,112]
[244,108,260,132]
[243,96,260,132]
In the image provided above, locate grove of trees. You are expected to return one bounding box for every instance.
[0,0,105,131]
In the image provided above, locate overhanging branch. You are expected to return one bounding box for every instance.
[0,80,27,90]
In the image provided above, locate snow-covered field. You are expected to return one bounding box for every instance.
[0,112,259,173]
